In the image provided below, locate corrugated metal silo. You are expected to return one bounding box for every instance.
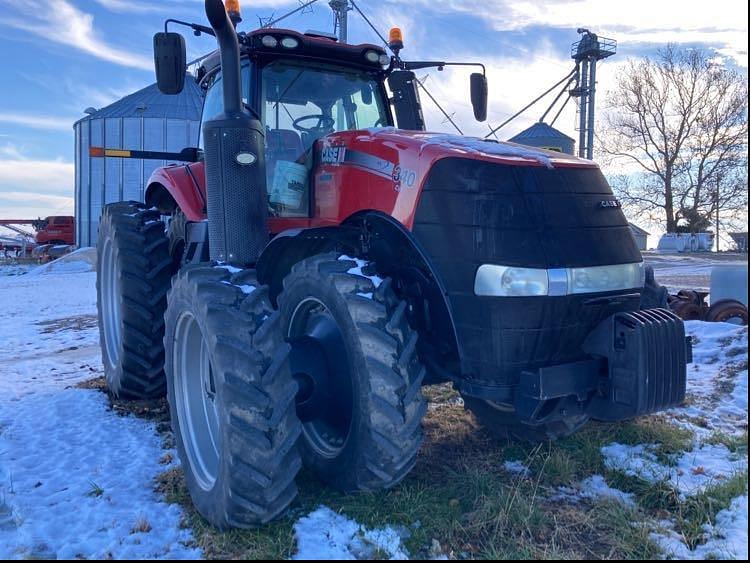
[508,122,576,155]
[74,78,203,247]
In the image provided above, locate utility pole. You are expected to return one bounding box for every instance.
[329,0,350,43]
[715,177,721,252]
[570,29,616,160]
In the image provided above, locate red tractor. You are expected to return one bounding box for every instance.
[96,0,690,529]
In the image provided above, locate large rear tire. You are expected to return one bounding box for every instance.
[96,202,171,399]
[463,397,588,443]
[164,265,302,529]
[277,253,427,492]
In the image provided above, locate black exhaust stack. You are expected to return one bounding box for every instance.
[203,0,267,265]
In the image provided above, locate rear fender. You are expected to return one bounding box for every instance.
[145,163,206,221]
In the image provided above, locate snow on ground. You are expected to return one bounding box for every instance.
[502,460,531,477]
[0,262,411,560]
[600,320,748,559]
[551,475,636,508]
[26,247,97,277]
[602,443,746,498]
[0,267,199,559]
[653,495,748,560]
[292,506,409,560]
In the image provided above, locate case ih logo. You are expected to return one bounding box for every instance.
[321,146,345,164]
[599,200,621,209]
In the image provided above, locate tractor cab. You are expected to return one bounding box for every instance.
[195,31,393,218]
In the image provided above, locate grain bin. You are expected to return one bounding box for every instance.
[508,122,576,155]
[74,78,203,247]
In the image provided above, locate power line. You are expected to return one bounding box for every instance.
[348,0,390,48]
[484,67,576,138]
[349,0,463,134]
[261,0,321,29]
[414,76,463,134]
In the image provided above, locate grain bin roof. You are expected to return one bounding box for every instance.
[74,77,203,126]
[509,122,575,143]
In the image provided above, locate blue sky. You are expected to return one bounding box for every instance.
[0,0,747,219]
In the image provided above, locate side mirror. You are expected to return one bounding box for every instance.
[153,32,186,95]
[470,73,488,122]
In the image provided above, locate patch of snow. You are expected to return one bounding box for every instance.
[216,263,243,273]
[502,460,531,477]
[669,322,748,437]
[420,134,555,169]
[292,506,409,560]
[0,264,32,277]
[551,475,636,507]
[601,443,746,498]
[221,280,257,295]
[0,269,199,559]
[652,495,748,560]
[27,247,96,277]
[339,255,384,288]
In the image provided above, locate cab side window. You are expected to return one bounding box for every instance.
[198,64,252,150]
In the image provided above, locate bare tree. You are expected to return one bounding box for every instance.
[602,47,748,234]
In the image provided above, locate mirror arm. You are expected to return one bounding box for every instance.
[164,18,215,37]
[402,61,486,76]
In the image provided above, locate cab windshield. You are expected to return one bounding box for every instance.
[262,59,388,147]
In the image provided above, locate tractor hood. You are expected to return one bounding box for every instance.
[346,128,594,170]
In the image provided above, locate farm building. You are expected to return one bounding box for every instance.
[74,78,203,247]
[729,232,748,253]
[628,223,649,251]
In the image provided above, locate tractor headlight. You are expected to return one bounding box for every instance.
[474,265,548,297]
[364,50,381,63]
[280,36,299,49]
[474,262,645,297]
[566,263,645,295]
[261,35,278,48]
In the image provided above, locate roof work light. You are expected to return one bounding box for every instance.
[388,27,403,51]
[225,0,242,25]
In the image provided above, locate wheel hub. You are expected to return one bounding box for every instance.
[288,298,353,458]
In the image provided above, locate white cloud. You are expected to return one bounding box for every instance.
[0,192,74,218]
[0,145,74,202]
[93,0,164,13]
[0,112,76,132]
[0,0,152,70]
[384,0,748,67]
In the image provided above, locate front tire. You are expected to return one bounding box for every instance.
[96,202,171,399]
[278,253,427,492]
[164,265,302,529]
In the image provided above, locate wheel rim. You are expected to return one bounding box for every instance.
[288,297,353,459]
[101,237,121,370]
[173,312,221,491]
